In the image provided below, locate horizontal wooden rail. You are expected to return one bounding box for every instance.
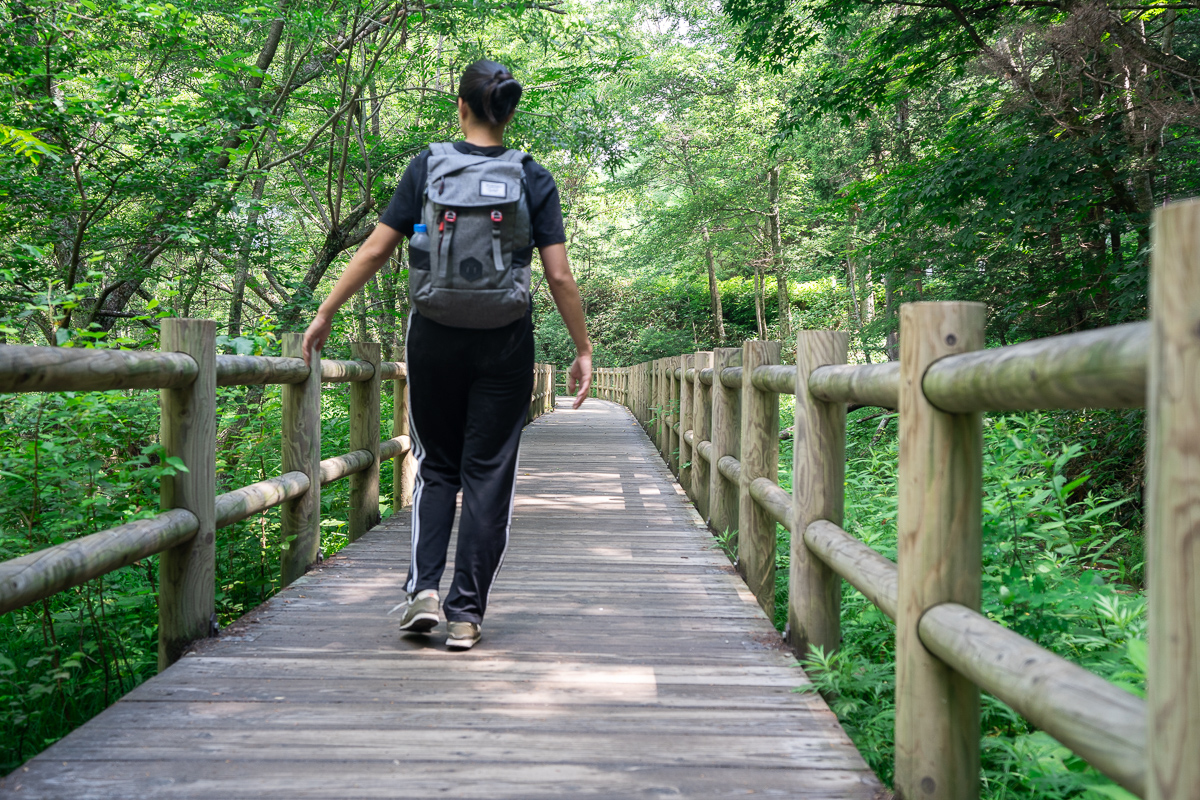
[696,439,713,463]
[0,345,198,393]
[320,359,375,383]
[215,472,310,529]
[379,435,412,462]
[807,362,899,409]
[379,361,406,380]
[0,345,391,392]
[698,367,714,386]
[922,321,1147,413]
[716,454,741,483]
[751,364,796,395]
[919,603,1146,796]
[319,449,373,486]
[804,520,898,621]
[749,477,792,529]
[719,366,742,389]
[0,509,200,615]
[215,355,309,386]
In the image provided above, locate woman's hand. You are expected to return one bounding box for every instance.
[567,352,592,409]
[301,311,332,366]
[299,224,403,366]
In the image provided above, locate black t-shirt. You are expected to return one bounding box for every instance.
[379,142,567,256]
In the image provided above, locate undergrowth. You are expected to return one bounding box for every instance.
[765,402,1145,799]
[0,328,397,774]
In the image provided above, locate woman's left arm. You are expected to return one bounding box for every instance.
[301,222,405,364]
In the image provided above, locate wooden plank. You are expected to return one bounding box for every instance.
[4,397,881,799]
[6,761,883,799]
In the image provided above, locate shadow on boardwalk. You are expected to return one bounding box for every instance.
[2,398,883,799]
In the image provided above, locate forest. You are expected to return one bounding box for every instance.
[2,0,1196,794]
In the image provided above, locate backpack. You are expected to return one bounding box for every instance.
[408,142,533,329]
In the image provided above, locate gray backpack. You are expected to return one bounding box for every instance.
[408,143,533,329]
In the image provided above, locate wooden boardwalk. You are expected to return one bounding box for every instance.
[3,399,882,799]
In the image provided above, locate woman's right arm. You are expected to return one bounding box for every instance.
[301,222,405,364]
[539,242,592,409]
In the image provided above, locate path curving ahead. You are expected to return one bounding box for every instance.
[2,398,883,799]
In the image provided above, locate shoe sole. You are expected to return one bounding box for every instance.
[446,634,481,650]
[398,612,439,633]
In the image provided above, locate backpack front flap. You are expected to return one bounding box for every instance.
[426,148,526,209]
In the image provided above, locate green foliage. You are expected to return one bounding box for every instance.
[0,327,397,772]
[780,411,1146,797]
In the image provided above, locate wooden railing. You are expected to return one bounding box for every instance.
[606,200,1200,800]
[590,367,628,403]
[0,320,555,670]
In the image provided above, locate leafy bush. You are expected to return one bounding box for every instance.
[774,411,1144,798]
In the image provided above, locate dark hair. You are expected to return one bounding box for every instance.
[458,59,522,127]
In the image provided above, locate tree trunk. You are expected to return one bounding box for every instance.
[753,261,766,339]
[767,166,790,337]
[701,223,725,344]
[228,172,269,338]
[353,287,369,343]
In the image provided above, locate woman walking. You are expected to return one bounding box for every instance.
[302,59,593,650]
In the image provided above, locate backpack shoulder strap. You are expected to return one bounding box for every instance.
[429,142,456,156]
[498,148,531,164]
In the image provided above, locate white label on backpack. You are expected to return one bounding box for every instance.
[479,180,507,198]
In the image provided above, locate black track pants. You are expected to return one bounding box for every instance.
[404,310,534,624]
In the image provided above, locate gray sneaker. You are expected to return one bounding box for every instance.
[398,590,440,633]
[446,621,481,650]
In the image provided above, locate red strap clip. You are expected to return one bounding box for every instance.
[491,210,503,223]
[444,210,457,223]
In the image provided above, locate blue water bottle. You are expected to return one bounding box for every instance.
[411,223,430,251]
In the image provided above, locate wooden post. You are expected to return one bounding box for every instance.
[679,354,695,498]
[1147,199,1200,800]
[349,342,381,541]
[668,356,681,475]
[709,347,741,540]
[895,301,985,800]
[158,318,216,670]
[789,331,848,656]
[393,367,415,510]
[656,359,667,461]
[738,340,782,617]
[280,332,321,587]
[693,351,714,523]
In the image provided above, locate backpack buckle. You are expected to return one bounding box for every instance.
[490,210,503,223]
[444,210,457,223]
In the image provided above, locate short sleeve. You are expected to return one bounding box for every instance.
[378,151,429,237]
[523,161,566,248]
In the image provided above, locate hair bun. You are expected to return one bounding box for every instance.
[459,59,523,127]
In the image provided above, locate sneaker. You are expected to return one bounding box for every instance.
[398,590,440,633]
[446,621,482,650]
